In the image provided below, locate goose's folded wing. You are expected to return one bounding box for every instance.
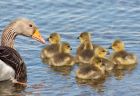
[0,46,23,69]
[0,46,26,82]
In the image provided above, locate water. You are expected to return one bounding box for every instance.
[0,0,140,95]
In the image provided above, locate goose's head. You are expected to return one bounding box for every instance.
[47,33,61,44]
[110,39,125,52]
[95,47,108,58]
[77,32,91,43]
[11,18,45,44]
[60,42,72,53]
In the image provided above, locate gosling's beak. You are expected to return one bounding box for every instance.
[32,29,46,44]
[70,48,72,50]
[108,46,112,49]
[77,36,79,39]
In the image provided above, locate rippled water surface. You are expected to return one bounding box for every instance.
[0,0,140,96]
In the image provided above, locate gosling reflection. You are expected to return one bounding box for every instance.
[76,77,105,92]
[49,66,73,75]
[113,64,136,80]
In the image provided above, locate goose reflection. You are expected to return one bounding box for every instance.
[0,80,26,95]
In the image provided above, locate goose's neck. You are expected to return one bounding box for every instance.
[1,26,17,48]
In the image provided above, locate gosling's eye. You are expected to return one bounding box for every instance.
[102,50,106,52]
[50,36,52,38]
[67,45,70,48]
[29,24,33,27]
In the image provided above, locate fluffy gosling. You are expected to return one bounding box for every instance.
[76,32,94,64]
[49,42,75,67]
[76,58,106,80]
[109,39,137,65]
[94,47,114,72]
[40,33,61,60]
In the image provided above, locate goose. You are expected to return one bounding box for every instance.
[0,18,45,85]
[109,39,137,66]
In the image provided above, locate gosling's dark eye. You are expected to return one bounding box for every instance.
[102,50,106,52]
[29,24,33,27]
[67,45,70,48]
[50,36,52,38]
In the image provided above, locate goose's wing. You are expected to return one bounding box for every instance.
[0,46,27,82]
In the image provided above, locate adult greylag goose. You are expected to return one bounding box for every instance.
[0,18,45,85]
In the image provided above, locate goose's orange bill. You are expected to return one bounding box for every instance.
[32,29,46,44]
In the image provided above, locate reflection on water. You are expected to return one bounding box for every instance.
[113,64,137,80]
[0,81,26,95]
[48,66,73,76]
[51,66,72,75]
[42,58,73,75]
[76,78,105,93]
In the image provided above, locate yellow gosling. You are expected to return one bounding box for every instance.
[76,32,94,64]
[76,32,92,54]
[76,58,106,80]
[94,47,114,72]
[109,39,137,65]
[40,33,61,60]
[49,42,75,67]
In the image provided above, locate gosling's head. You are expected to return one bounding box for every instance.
[60,42,72,53]
[95,47,108,58]
[77,32,91,43]
[47,33,61,44]
[110,39,125,52]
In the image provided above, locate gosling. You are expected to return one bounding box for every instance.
[76,58,106,80]
[40,33,61,60]
[49,42,75,67]
[76,32,94,64]
[94,47,114,72]
[109,39,137,65]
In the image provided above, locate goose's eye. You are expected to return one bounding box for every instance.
[67,45,70,48]
[50,36,52,38]
[29,24,33,27]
